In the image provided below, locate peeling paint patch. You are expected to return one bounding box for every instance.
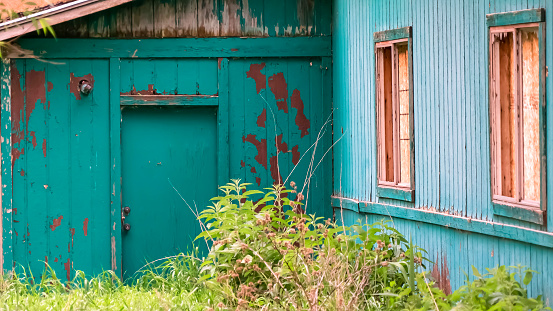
[12,148,24,170]
[256,177,261,186]
[47,81,53,92]
[268,72,288,113]
[240,160,245,168]
[290,89,310,137]
[292,145,300,165]
[431,253,452,295]
[70,73,94,100]
[20,169,25,177]
[111,236,117,270]
[29,131,37,149]
[269,134,289,184]
[83,218,89,236]
[246,63,266,94]
[256,108,266,128]
[242,134,267,169]
[120,84,161,96]
[64,258,71,281]
[50,215,63,231]
[26,70,46,124]
[70,228,75,248]
[54,257,58,263]
[42,139,47,157]
[250,167,256,174]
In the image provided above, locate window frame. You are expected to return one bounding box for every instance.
[487,9,546,225]
[374,26,415,202]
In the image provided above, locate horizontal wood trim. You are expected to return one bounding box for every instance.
[376,186,414,202]
[373,26,412,43]
[120,95,218,106]
[486,8,545,27]
[10,37,332,59]
[493,203,544,225]
[330,196,359,212]
[331,196,553,249]
[0,0,133,41]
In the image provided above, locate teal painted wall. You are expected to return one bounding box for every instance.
[332,0,553,302]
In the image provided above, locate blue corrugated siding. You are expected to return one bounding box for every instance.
[333,0,553,302]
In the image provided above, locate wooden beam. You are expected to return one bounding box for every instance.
[374,26,412,43]
[486,9,545,27]
[9,37,333,59]
[376,186,414,202]
[0,0,133,41]
[331,196,553,249]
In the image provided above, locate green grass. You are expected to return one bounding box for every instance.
[0,254,218,311]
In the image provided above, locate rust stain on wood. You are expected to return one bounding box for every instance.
[242,134,267,169]
[69,73,94,100]
[268,72,288,113]
[431,253,452,295]
[290,89,310,137]
[50,215,63,231]
[246,63,266,94]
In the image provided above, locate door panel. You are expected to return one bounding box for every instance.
[9,59,112,280]
[121,106,217,278]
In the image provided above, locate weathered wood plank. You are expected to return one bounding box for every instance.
[175,0,198,37]
[198,0,219,37]
[1,58,12,271]
[120,95,219,106]
[12,37,332,59]
[154,0,177,37]
[486,8,545,27]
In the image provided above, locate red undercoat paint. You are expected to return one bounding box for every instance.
[251,167,257,174]
[256,177,261,186]
[246,63,266,94]
[26,70,46,126]
[290,89,310,137]
[242,134,267,169]
[42,139,47,157]
[292,145,300,165]
[70,228,75,248]
[83,218,89,236]
[120,84,162,96]
[64,258,71,281]
[47,81,53,92]
[256,109,266,128]
[269,134,289,184]
[69,73,94,100]
[268,72,288,113]
[50,215,63,231]
[20,169,25,177]
[30,131,37,149]
[240,160,246,168]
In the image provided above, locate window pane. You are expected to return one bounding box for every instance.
[378,46,394,182]
[397,43,410,184]
[521,28,540,202]
[493,32,517,198]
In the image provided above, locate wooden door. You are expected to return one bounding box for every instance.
[120,105,218,278]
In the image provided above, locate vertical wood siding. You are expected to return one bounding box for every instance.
[336,208,553,304]
[48,0,331,38]
[333,0,549,225]
[333,0,553,302]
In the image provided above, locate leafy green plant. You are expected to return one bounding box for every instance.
[449,265,550,311]
[196,180,431,310]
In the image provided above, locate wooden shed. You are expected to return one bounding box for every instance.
[0,0,332,280]
[332,0,553,304]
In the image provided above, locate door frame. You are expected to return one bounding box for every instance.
[1,37,331,277]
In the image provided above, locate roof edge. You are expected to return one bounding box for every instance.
[0,0,133,41]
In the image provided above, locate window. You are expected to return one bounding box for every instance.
[374,27,414,202]
[488,9,546,223]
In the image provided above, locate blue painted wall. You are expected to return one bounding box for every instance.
[332,0,553,302]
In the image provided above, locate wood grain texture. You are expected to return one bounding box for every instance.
[45,0,330,38]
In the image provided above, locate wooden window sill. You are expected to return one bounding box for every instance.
[376,185,414,202]
[493,201,544,225]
